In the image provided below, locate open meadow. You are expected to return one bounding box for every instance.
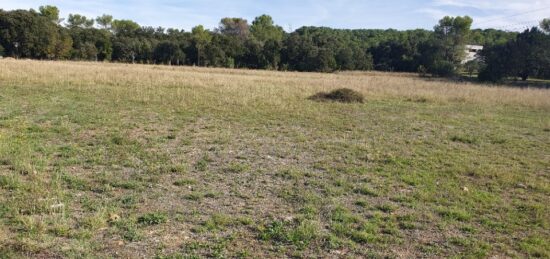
[0,59,549,258]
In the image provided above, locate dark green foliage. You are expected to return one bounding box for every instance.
[39,5,60,24]
[479,27,550,82]
[137,212,168,225]
[0,9,67,59]
[309,88,365,103]
[431,60,456,77]
[464,60,481,77]
[540,19,550,33]
[153,41,185,65]
[67,14,94,29]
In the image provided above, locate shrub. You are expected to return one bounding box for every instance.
[463,60,481,77]
[430,60,456,77]
[309,88,364,103]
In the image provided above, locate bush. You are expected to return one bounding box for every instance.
[463,60,481,77]
[309,88,364,103]
[430,60,456,77]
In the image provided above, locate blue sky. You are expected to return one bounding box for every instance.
[1,0,549,31]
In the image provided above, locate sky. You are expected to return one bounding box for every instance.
[0,0,549,31]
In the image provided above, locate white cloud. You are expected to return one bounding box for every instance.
[426,0,550,30]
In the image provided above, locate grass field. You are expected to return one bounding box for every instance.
[0,59,549,258]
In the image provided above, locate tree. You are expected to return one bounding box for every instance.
[353,48,373,71]
[54,28,73,59]
[0,9,61,59]
[541,18,550,33]
[250,15,284,43]
[112,19,140,36]
[262,39,283,69]
[336,47,355,70]
[153,41,185,65]
[218,18,250,39]
[479,27,550,82]
[463,60,480,77]
[67,14,94,28]
[39,5,61,24]
[203,44,228,67]
[314,48,337,72]
[192,25,212,66]
[112,37,138,62]
[69,26,112,61]
[433,16,473,65]
[96,14,113,30]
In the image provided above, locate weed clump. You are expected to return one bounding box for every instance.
[309,88,364,103]
[137,212,167,225]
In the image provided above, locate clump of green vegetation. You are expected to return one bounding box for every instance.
[258,219,323,249]
[173,178,196,186]
[203,213,233,231]
[195,155,211,172]
[355,185,379,197]
[437,207,471,222]
[309,88,365,103]
[137,212,167,225]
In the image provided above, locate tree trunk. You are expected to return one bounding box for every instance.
[521,73,528,81]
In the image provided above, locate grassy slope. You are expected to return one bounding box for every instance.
[0,60,549,258]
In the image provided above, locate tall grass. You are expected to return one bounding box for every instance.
[1,59,549,110]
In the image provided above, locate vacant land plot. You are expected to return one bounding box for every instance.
[0,60,549,258]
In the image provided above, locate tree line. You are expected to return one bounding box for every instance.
[0,6,548,82]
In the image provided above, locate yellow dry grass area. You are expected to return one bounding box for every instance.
[1,59,549,109]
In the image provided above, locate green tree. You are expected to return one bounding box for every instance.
[153,41,185,65]
[69,27,112,61]
[434,16,473,65]
[192,25,212,66]
[314,48,337,72]
[39,5,61,24]
[541,18,550,33]
[336,47,355,70]
[204,44,228,67]
[479,27,550,81]
[112,37,138,62]
[250,15,284,43]
[218,18,250,39]
[262,39,283,69]
[67,14,95,28]
[112,19,140,36]
[54,28,73,59]
[0,9,61,58]
[96,14,113,30]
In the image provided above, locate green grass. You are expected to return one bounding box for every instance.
[0,61,549,258]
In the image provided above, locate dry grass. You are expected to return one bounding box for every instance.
[1,59,549,109]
